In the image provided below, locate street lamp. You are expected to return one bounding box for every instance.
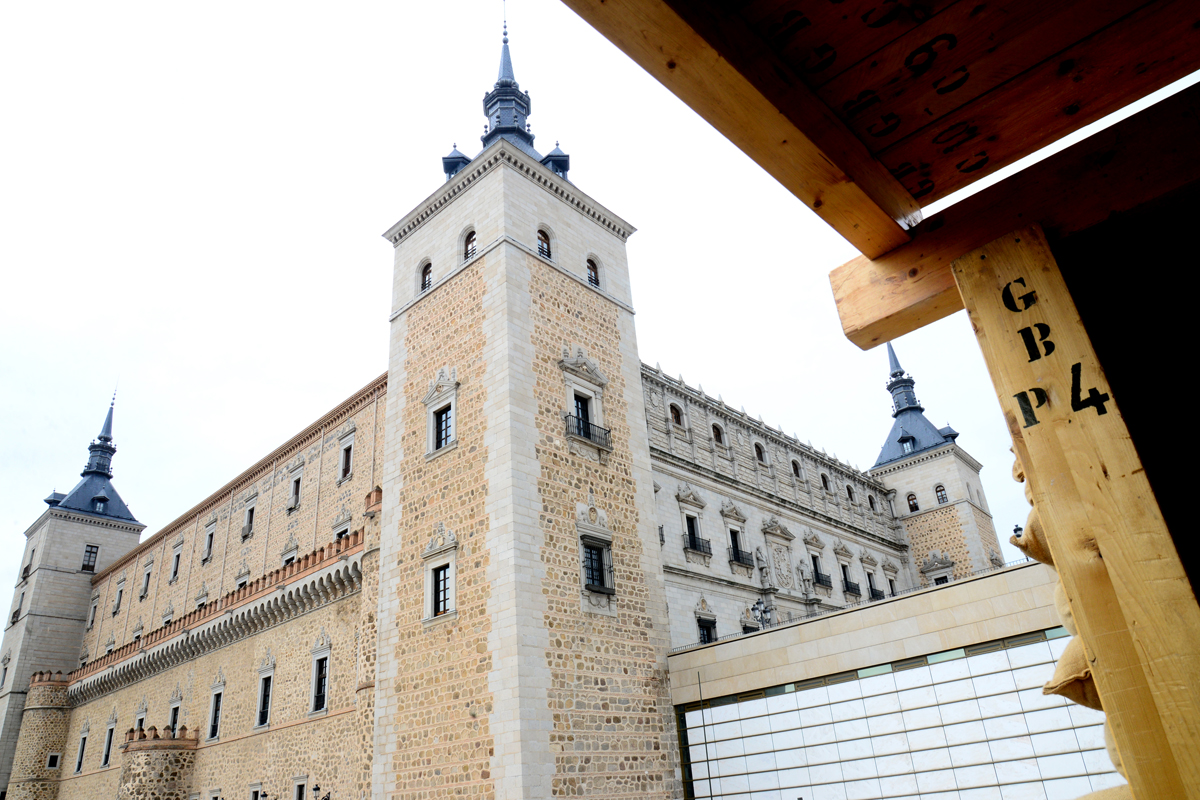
[311,783,331,800]
[1013,524,1024,537]
[751,598,773,626]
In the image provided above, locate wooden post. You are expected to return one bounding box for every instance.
[950,225,1200,799]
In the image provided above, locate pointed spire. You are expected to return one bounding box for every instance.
[82,394,118,478]
[886,342,903,376]
[498,21,515,84]
[98,394,115,442]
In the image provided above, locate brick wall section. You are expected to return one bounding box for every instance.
[385,260,494,798]
[529,257,676,798]
[5,675,69,800]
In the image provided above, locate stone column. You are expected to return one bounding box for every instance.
[5,671,70,800]
[116,725,197,800]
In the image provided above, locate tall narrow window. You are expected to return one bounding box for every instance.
[907,494,919,512]
[582,540,613,593]
[295,785,307,800]
[88,601,98,628]
[935,485,948,504]
[82,545,99,572]
[698,619,716,644]
[846,485,855,502]
[291,476,302,508]
[312,657,328,712]
[1,666,7,687]
[432,564,451,616]
[888,578,897,595]
[258,675,273,727]
[670,405,683,426]
[112,583,124,615]
[203,527,215,559]
[867,572,877,590]
[168,704,180,734]
[711,425,723,445]
[102,724,115,766]
[434,405,453,450]
[75,735,87,773]
[792,460,801,478]
[685,515,698,545]
[208,692,222,739]
[868,496,876,511]
[841,564,850,583]
[421,263,432,292]
[341,444,353,479]
[140,568,151,599]
[537,229,551,258]
[754,443,765,463]
[170,549,181,581]
[821,474,830,491]
[244,506,255,538]
[464,231,477,261]
[574,393,591,437]
[586,258,599,287]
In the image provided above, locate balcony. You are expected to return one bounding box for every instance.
[870,588,886,601]
[565,415,611,450]
[10,610,19,625]
[813,571,832,589]
[728,547,754,568]
[21,565,30,580]
[683,534,712,556]
[843,581,862,597]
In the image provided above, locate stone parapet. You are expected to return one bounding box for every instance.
[116,728,197,800]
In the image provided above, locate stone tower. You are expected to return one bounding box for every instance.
[869,344,1004,582]
[372,29,677,799]
[0,400,144,790]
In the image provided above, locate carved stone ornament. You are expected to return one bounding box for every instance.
[79,647,89,663]
[104,634,115,650]
[312,627,332,652]
[214,668,226,688]
[132,618,144,638]
[422,367,460,406]
[694,595,716,620]
[194,582,209,604]
[260,647,276,671]
[280,534,300,559]
[244,487,259,504]
[860,549,878,567]
[803,529,825,550]
[331,507,353,530]
[109,705,118,725]
[772,544,794,589]
[338,419,357,439]
[236,560,250,581]
[170,684,183,704]
[652,481,661,493]
[136,696,148,716]
[172,532,185,549]
[206,512,218,526]
[755,547,772,589]
[142,552,154,568]
[287,454,305,473]
[761,516,795,541]
[559,346,608,389]
[989,548,1005,568]
[161,602,174,624]
[1,650,9,666]
[646,388,661,409]
[920,550,956,573]
[719,500,746,523]
[882,558,900,574]
[575,488,609,533]
[423,522,458,560]
[741,607,759,629]
[80,718,90,735]
[833,539,853,560]
[675,483,706,509]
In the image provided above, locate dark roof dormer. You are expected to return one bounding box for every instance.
[443,144,471,181]
[541,142,570,179]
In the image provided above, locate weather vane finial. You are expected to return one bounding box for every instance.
[503,0,508,44]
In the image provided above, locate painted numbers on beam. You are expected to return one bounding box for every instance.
[1001,276,1109,427]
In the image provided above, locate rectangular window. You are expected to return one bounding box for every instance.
[841,563,850,583]
[204,529,215,558]
[136,715,145,732]
[312,657,328,712]
[237,576,249,590]
[102,725,114,766]
[258,675,272,726]
[141,568,152,598]
[698,619,716,644]
[582,543,613,593]
[867,572,877,590]
[335,528,349,541]
[168,704,180,734]
[295,785,306,800]
[685,516,697,538]
[341,444,353,479]
[432,565,450,616]
[244,506,255,537]
[434,406,453,450]
[75,736,87,773]
[1,666,7,687]
[171,550,181,581]
[888,578,897,595]
[574,394,591,426]
[209,692,222,739]
[113,584,124,615]
[729,529,741,553]
[46,753,60,769]
[89,602,98,628]
[82,545,99,572]
[291,477,302,506]
[934,576,950,586]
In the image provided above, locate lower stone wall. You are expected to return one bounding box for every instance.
[116,737,196,800]
[5,677,70,800]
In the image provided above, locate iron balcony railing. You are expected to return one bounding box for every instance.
[870,588,886,601]
[565,415,611,449]
[843,580,862,596]
[683,534,713,556]
[728,547,754,567]
[583,561,615,595]
[813,571,832,588]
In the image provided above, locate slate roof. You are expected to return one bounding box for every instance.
[47,401,140,524]
[873,344,958,468]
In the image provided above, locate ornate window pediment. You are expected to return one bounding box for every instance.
[558,347,608,389]
[312,627,332,652]
[170,684,184,704]
[331,507,353,531]
[338,420,357,440]
[136,696,148,716]
[803,529,825,550]
[280,534,300,563]
[423,523,458,560]
[132,618,144,639]
[2,650,11,666]
[860,550,878,567]
[422,367,459,406]
[162,602,174,625]
[719,500,746,523]
[920,550,955,573]
[260,647,276,672]
[236,560,251,581]
[882,558,900,574]
[761,516,795,541]
[243,487,259,505]
[694,595,716,621]
[194,582,209,606]
[676,483,706,509]
[833,539,854,560]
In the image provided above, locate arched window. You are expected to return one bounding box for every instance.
[846,485,855,502]
[791,460,801,478]
[670,404,683,426]
[421,264,432,293]
[754,443,765,463]
[820,474,830,492]
[935,485,948,504]
[907,494,919,512]
[537,229,551,258]
[586,258,600,287]
[464,231,477,261]
[711,425,723,445]
[868,496,876,511]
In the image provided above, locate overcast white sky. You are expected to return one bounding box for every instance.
[0,0,1047,590]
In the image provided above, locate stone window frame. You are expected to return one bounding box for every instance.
[337,424,356,485]
[558,348,612,461]
[201,520,217,564]
[710,422,726,447]
[868,495,877,512]
[287,464,304,513]
[281,534,300,567]
[209,791,222,800]
[935,484,949,504]
[753,440,768,465]
[677,484,711,566]
[168,691,182,735]
[169,541,183,584]
[74,725,88,774]
[585,253,603,289]
[907,493,920,512]
[46,752,61,770]
[112,578,125,616]
[242,493,258,540]
[292,775,309,800]
[101,715,117,767]
[423,368,460,461]
[417,258,434,295]
[256,651,275,730]
[695,597,718,644]
[422,525,458,625]
[88,593,100,630]
[309,630,332,717]
[207,672,225,742]
[535,224,556,261]
[139,555,154,600]
[81,543,100,573]
[248,783,264,800]
[820,473,831,492]
[791,459,803,480]
[460,225,478,263]
[668,401,686,430]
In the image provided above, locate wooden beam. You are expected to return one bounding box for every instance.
[558,0,916,259]
[951,225,1200,798]
[830,80,1200,349]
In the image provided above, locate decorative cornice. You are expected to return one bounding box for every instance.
[382,141,635,247]
[422,523,458,560]
[558,347,608,388]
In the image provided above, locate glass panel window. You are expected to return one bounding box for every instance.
[421,264,432,292]
[75,736,87,773]
[698,619,716,644]
[209,692,222,739]
[435,406,453,450]
[312,657,328,712]
[537,230,551,258]
[711,425,723,445]
[82,545,99,572]
[341,445,353,479]
[102,725,114,766]
[432,564,451,616]
[907,494,920,512]
[586,258,599,287]
[936,485,948,504]
[464,231,477,260]
[258,675,272,726]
